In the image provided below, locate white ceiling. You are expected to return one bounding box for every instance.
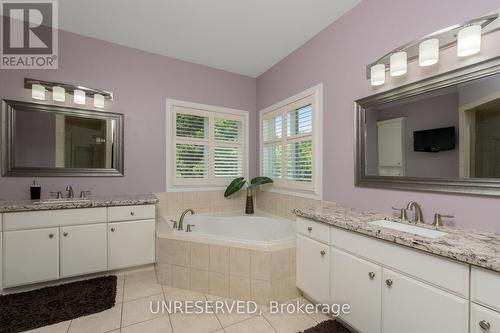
[59,0,361,77]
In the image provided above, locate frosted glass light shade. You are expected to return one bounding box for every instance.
[370,64,386,86]
[94,94,105,108]
[419,39,439,67]
[74,89,86,105]
[52,86,65,102]
[457,25,481,57]
[31,84,45,100]
[390,51,407,77]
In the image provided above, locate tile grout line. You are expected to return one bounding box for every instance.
[159,270,176,333]
[261,312,279,333]
[119,273,125,330]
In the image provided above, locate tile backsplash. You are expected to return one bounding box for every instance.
[154,189,323,220]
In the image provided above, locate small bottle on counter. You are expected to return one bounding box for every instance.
[30,180,41,200]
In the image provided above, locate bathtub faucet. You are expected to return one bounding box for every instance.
[178,208,195,231]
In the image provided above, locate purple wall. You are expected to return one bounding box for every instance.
[257,0,500,233]
[0,30,257,199]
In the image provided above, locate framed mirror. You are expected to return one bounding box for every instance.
[2,100,124,177]
[355,56,500,196]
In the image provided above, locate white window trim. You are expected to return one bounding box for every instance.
[166,98,249,192]
[259,84,323,200]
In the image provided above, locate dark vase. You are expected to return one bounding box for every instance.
[245,187,254,214]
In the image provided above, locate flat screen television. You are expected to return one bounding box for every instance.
[413,126,455,152]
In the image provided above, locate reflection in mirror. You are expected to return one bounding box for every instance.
[14,111,114,169]
[364,72,500,180]
[2,100,123,177]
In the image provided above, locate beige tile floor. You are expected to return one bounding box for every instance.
[23,267,330,333]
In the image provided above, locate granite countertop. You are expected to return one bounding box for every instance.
[0,194,158,213]
[294,204,500,273]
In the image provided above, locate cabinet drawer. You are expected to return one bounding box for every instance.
[4,208,107,230]
[108,205,155,222]
[296,217,330,244]
[471,303,500,333]
[471,267,500,312]
[330,227,469,297]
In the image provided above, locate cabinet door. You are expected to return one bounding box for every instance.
[382,269,468,333]
[108,220,155,270]
[4,228,59,287]
[471,303,500,333]
[296,234,330,303]
[331,248,382,333]
[61,223,107,278]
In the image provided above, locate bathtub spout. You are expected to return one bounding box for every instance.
[178,208,195,231]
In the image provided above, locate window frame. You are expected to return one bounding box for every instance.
[166,98,249,192]
[259,84,323,199]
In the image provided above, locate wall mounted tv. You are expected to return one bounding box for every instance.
[413,126,455,152]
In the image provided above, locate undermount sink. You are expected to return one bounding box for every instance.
[369,219,447,239]
[33,198,91,205]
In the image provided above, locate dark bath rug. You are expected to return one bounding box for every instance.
[301,319,355,333]
[0,275,117,333]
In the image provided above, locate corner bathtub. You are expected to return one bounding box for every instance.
[158,212,296,249]
[156,212,300,303]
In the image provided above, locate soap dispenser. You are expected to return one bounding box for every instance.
[30,180,41,200]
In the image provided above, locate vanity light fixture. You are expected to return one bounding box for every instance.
[457,25,482,57]
[419,38,440,67]
[24,78,114,107]
[370,64,386,86]
[390,51,407,76]
[31,84,45,100]
[52,86,65,102]
[365,11,498,87]
[94,94,105,108]
[74,89,86,105]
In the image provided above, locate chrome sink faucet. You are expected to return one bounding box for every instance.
[406,201,424,223]
[66,185,75,198]
[178,208,194,231]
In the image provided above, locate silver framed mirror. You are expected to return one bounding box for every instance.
[355,56,500,196]
[2,100,124,177]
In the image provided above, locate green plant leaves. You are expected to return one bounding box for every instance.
[250,176,274,186]
[224,177,246,197]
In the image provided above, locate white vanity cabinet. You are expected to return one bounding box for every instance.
[60,223,108,278]
[296,234,330,303]
[331,247,382,333]
[471,303,500,333]
[470,267,500,332]
[108,219,156,270]
[4,228,60,287]
[1,204,156,288]
[382,269,468,333]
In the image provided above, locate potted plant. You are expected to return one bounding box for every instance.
[224,177,273,214]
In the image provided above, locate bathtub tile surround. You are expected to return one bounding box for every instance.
[156,238,298,304]
[294,204,500,273]
[256,191,322,220]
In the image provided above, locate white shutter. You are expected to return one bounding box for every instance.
[171,105,246,186]
[260,94,316,192]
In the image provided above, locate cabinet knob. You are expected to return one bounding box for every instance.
[111,227,115,232]
[63,232,68,237]
[479,320,491,331]
[49,234,54,239]
[368,272,375,279]
[130,211,135,216]
[320,250,326,257]
[307,226,312,232]
[385,279,393,287]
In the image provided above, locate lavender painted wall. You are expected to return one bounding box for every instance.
[257,0,500,233]
[0,30,257,199]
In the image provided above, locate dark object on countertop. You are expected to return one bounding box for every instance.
[0,275,117,333]
[30,180,41,200]
[301,319,355,333]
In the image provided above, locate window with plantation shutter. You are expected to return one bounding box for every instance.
[168,101,247,188]
[260,86,322,197]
